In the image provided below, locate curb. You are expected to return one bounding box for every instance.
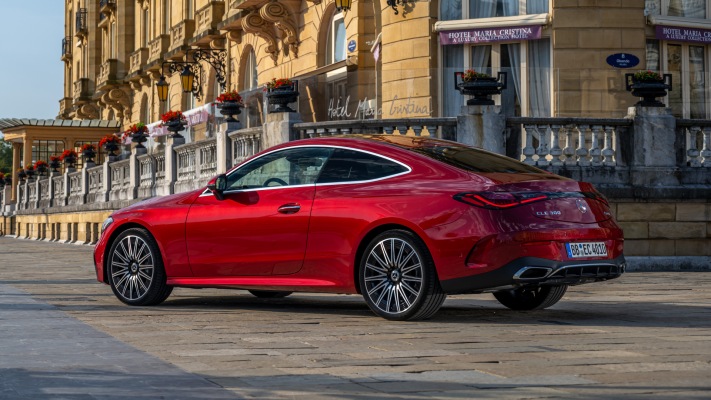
[625,256,711,272]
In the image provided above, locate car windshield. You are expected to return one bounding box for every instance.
[369,136,545,174]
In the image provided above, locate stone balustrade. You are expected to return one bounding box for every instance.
[294,118,457,140]
[677,120,711,167]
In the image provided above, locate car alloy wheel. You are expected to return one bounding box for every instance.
[360,230,445,320]
[108,228,172,306]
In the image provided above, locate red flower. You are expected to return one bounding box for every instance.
[160,110,186,124]
[215,90,243,104]
[0,172,4,180]
[25,164,34,171]
[34,160,48,169]
[99,134,121,148]
[264,77,294,91]
[50,156,60,163]
[81,143,96,152]
[60,149,78,161]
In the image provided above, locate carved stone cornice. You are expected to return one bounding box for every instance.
[241,10,278,65]
[76,103,100,120]
[259,1,299,57]
[101,86,133,120]
[226,29,242,44]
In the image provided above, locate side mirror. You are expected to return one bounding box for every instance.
[207,174,227,200]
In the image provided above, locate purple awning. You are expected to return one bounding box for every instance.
[439,25,542,45]
[656,25,711,44]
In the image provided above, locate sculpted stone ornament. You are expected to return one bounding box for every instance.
[260,1,299,58]
[242,11,279,65]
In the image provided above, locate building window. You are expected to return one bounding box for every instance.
[164,0,171,33]
[187,0,195,19]
[110,21,117,58]
[326,12,346,64]
[32,141,64,165]
[142,8,150,47]
[440,0,551,117]
[240,48,263,128]
[646,0,707,18]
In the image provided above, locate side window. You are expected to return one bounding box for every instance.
[227,147,332,190]
[317,149,408,184]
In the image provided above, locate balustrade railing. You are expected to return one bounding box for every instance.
[109,160,131,201]
[52,176,65,207]
[293,118,457,140]
[138,155,156,198]
[87,166,104,204]
[197,139,217,180]
[27,182,38,209]
[17,183,25,210]
[677,120,711,168]
[229,127,262,166]
[174,142,198,193]
[39,178,51,209]
[67,171,84,206]
[506,118,632,168]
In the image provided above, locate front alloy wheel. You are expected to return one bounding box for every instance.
[359,230,445,320]
[107,228,172,306]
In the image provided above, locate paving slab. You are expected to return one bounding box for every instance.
[1,237,710,399]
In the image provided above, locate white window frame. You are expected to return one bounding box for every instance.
[659,41,711,118]
[327,12,346,65]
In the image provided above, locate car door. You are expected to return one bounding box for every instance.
[185,147,332,277]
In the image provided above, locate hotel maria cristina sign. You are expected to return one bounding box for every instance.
[656,25,711,43]
[440,25,542,45]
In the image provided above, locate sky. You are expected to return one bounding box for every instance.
[0,1,65,121]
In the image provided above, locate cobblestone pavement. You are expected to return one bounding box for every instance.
[0,237,710,399]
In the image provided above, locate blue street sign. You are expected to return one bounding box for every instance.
[606,53,640,69]
[348,40,357,53]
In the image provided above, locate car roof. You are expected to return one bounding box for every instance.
[297,134,464,150]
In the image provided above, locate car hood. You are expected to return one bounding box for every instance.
[113,189,202,215]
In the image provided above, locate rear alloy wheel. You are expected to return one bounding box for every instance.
[359,230,446,321]
[493,285,567,311]
[248,290,292,298]
[107,228,172,306]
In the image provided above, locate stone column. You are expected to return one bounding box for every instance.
[101,160,111,202]
[163,138,178,195]
[456,105,507,155]
[11,143,21,201]
[128,152,139,200]
[627,105,679,186]
[217,121,241,174]
[264,112,301,149]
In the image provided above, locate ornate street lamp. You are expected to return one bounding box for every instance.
[335,0,352,12]
[154,48,227,102]
[180,66,195,93]
[156,76,169,102]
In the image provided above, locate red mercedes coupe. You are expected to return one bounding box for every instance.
[94,135,624,320]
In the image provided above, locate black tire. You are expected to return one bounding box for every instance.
[248,290,293,298]
[359,229,446,321]
[107,227,173,306]
[493,285,567,311]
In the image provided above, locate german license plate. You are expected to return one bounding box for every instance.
[566,242,608,258]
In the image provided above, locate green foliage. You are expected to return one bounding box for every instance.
[0,138,12,174]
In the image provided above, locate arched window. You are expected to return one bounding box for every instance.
[240,48,263,128]
[242,48,258,91]
[326,12,346,65]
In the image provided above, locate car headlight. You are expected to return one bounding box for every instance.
[101,216,114,233]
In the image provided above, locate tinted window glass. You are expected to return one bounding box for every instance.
[317,149,408,184]
[227,147,332,190]
[405,141,543,173]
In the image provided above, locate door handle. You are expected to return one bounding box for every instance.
[278,204,301,214]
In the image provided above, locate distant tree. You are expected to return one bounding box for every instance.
[0,138,11,174]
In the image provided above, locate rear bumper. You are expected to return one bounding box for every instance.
[440,255,625,294]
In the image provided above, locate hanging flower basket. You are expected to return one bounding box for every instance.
[455,70,508,106]
[160,110,187,139]
[99,134,121,157]
[49,156,61,173]
[625,71,672,107]
[215,91,244,122]
[265,78,299,113]
[60,149,78,169]
[81,143,97,164]
[34,160,48,177]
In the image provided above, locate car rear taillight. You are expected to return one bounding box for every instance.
[454,192,548,209]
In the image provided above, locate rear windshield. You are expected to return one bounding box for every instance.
[397,140,545,174]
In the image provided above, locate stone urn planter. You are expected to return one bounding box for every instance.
[625,72,672,107]
[81,144,97,165]
[455,71,507,106]
[49,157,61,173]
[24,167,35,180]
[60,149,78,170]
[17,169,26,182]
[217,101,243,122]
[266,79,299,113]
[34,161,48,177]
[164,119,186,139]
[4,175,11,185]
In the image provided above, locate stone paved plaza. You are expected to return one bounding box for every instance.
[0,237,709,399]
